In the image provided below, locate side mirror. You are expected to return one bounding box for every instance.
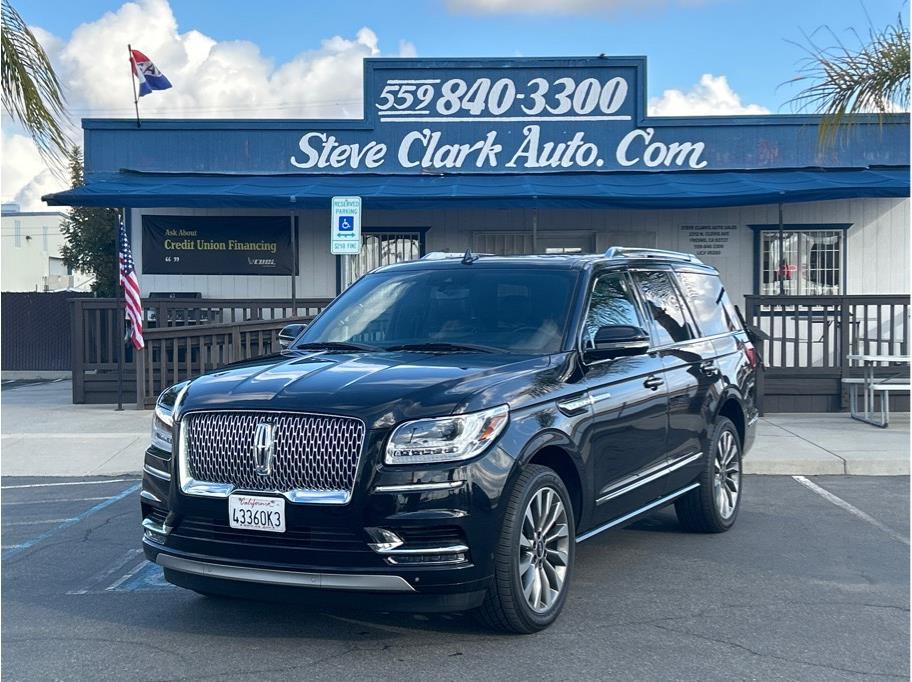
[584,325,650,362]
[278,323,307,349]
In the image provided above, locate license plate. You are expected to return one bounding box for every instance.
[228,494,285,533]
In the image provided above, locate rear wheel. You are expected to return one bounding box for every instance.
[675,416,742,533]
[478,464,575,634]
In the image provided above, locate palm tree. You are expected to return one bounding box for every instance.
[788,16,910,144]
[1,0,69,169]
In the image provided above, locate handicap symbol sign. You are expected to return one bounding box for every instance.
[338,216,354,233]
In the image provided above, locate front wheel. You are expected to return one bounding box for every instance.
[477,464,575,634]
[675,416,743,533]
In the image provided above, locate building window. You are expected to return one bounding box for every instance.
[42,225,49,251]
[757,227,845,295]
[339,229,425,290]
[14,220,21,247]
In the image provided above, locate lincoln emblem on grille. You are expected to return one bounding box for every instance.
[252,422,276,477]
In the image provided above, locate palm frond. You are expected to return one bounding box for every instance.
[786,15,910,146]
[1,0,70,171]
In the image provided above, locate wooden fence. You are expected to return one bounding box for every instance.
[136,316,317,407]
[744,294,910,412]
[71,297,332,404]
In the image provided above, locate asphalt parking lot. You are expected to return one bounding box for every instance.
[1,475,908,681]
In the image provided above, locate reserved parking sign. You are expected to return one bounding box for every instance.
[331,196,362,254]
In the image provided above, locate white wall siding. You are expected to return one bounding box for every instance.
[132,197,909,305]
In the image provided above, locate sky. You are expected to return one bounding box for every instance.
[2,0,906,209]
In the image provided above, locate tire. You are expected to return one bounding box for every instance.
[675,416,743,533]
[477,464,576,634]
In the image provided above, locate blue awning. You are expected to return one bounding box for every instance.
[43,167,909,210]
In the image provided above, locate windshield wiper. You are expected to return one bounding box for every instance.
[384,342,500,354]
[294,341,381,352]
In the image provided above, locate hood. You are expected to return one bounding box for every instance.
[178,349,558,429]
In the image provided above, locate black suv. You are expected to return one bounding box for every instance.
[142,247,759,633]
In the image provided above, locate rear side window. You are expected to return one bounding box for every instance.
[632,271,696,346]
[676,271,742,336]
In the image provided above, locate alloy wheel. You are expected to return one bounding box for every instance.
[518,486,570,613]
[713,430,741,520]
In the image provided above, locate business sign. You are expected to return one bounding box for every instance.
[142,215,294,275]
[330,196,362,254]
[83,58,910,177]
[680,224,738,259]
[287,58,713,174]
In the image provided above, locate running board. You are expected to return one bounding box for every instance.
[576,482,700,543]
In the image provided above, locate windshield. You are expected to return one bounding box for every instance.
[298,267,579,354]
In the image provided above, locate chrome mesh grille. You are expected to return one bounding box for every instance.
[183,412,365,495]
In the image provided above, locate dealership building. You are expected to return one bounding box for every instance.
[44,56,910,410]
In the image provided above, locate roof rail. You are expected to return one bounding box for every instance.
[421,251,495,261]
[604,246,703,264]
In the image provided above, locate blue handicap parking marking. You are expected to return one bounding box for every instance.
[111,560,176,592]
[337,215,354,232]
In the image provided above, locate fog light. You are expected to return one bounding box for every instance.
[386,552,467,565]
[142,516,171,544]
[144,528,168,544]
[365,527,404,552]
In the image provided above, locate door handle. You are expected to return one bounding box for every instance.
[643,375,664,390]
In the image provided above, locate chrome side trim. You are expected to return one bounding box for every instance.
[143,463,171,481]
[155,553,416,593]
[557,394,592,415]
[596,452,703,505]
[140,489,162,503]
[374,481,465,494]
[577,482,700,543]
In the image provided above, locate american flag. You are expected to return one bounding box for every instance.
[118,217,144,349]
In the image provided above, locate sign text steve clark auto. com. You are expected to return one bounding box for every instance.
[289,71,708,172]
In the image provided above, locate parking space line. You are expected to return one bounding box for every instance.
[2,497,112,506]
[1,483,141,560]
[4,518,78,526]
[792,476,909,546]
[68,548,144,595]
[106,559,152,591]
[1,478,138,490]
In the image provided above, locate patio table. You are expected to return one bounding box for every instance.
[845,354,910,427]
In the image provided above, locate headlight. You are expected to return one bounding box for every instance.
[150,382,189,453]
[385,405,509,465]
[150,404,173,452]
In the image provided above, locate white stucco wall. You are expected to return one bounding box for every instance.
[131,197,909,306]
[0,211,89,292]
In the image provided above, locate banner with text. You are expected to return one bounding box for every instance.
[142,215,294,275]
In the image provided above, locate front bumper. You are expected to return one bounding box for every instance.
[140,428,518,611]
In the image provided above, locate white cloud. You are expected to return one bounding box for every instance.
[1,0,413,210]
[448,0,713,14]
[648,74,769,116]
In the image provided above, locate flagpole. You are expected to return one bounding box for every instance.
[116,208,125,411]
[128,44,141,128]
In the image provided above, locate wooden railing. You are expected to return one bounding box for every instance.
[70,297,332,404]
[136,315,317,407]
[744,294,910,411]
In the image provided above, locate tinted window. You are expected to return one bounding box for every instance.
[301,268,578,354]
[632,271,695,346]
[676,271,740,336]
[582,273,642,349]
